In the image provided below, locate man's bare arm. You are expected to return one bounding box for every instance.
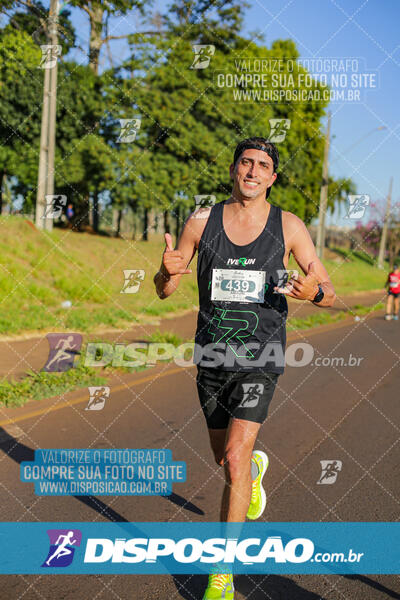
[154,215,200,299]
[279,213,336,307]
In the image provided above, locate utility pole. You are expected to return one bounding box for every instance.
[316,112,331,260]
[35,0,60,231]
[377,177,393,269]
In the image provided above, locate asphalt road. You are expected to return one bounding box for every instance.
[0,311,399,599]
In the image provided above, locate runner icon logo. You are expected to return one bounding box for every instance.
[239,383,264,408]
[317,460,342,485]
[42,529,82,568]
[268,118,291,143]
[86,386,110,410]
[190,44,215,69]
[117,118,141,143]
[345,195,370,219]
[39,44,62,69]
[42,333,82,372]
[193,195,216,218]
[43,194,67,219]
[120,269,145,294]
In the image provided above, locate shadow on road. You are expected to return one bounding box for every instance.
[343,575,400,599]
[0,428,204,520]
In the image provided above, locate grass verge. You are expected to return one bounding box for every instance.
[0,362,107,408]
[0,217,389,336]
[287,302,384,331]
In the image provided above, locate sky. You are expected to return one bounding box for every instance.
[45,0,400,226]
[242,0,400,225]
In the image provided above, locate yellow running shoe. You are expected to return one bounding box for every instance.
[202,572,234,599]
[247,450,269,520]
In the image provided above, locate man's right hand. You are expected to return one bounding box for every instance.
[162,233,192,277]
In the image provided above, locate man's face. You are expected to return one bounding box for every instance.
[230,148,277,200]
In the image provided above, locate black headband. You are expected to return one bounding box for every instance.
[234,143,278,171]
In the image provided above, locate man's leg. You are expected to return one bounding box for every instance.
[386,294,393,319]
[208,428,227,466]
[394,296,399,318]
[221,418,261,522]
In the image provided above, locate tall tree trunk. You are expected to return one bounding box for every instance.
[88,5,104,75]
[148,209,156,235]
[92,192,99,232]
[116,208,122,237]
[163,210,170,234]
[175,205,180,239]
[74,194,90,230]
[142,208,149,241]
[132,216,136,240]
[0,170,4,215]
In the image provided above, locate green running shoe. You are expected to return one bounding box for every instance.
[247,450,269,520]
[202,572,234,599]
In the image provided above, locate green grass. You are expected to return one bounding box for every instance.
[146,330,184,345]
[0,332,186,407]
[314,248,386,294]
[287,302,384,331]
[0,216,389,336]
[0,362,107,408]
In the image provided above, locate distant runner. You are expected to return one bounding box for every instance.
[385,264,400,321]
[154,137,336,599]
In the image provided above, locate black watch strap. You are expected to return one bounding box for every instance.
[313,284,324,303]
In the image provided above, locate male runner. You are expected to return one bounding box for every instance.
[154,137,336,599]
[385,264,400,320]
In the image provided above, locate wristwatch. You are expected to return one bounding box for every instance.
[312,284,324,303]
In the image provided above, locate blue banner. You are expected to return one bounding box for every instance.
[20,449,186,496]
[0,522,398,574]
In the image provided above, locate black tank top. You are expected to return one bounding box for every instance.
[194,200,288,374]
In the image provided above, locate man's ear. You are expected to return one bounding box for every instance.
[229,163,235,180]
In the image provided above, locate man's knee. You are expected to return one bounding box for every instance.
[224,446,251,482]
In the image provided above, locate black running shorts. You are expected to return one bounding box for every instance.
[196,366,279,429]
[388,291,400,297]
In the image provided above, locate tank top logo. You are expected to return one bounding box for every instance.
[227,257,256,266]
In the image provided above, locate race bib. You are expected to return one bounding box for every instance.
[211,269,266,303]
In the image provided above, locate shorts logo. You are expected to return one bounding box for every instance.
[239,383,264,407]
[42,529,82,567]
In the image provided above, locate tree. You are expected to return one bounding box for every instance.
[114,31,333,240]
[68,0,147,74]
[0,26,42,211]
[54,61,109,229]
[7,0,76,53]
